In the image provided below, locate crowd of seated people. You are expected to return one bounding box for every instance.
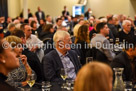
[0,6,136,90]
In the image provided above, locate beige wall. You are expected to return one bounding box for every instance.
[8,0,136,19]
[86,0,136,18]
[8,0,21,18]
[27,0,78,18]
[129,0,136,18]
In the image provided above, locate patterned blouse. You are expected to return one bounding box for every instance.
[6,59,27,87]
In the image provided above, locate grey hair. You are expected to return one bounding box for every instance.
[122,20,131,26]
[7,23,15,30]
[53,30,70,46]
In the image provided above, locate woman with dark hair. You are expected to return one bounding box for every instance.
[40,24,54,41]
[30,21,37,35]
[74,25,90,65]
[30,20,41,37]
[0,38,19,91]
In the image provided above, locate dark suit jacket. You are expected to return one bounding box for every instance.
[107,23,118,39]
[84,11,89,19]
[62,10,69,19]
[75,41,89,65]
[89,29,97,40]
[35,11,45,22]
[110,52,136,83]
[42,50,81,82]
[117,29,136,42]
[4,31,11,37]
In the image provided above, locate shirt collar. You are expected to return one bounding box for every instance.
[96,34,105,37]
[26,34,32,40]
[56,49,69,58]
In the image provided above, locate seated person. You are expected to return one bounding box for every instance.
[24,24,44,62]
[5,36,33,87]
[74,62,113,91]
[40,24,54,41]
[91,22,115,62]
[42,30,81,82]
[111,38,136,84]
[74,25,90,65]
[12,29,43,83]
[117,20,136,42]
[4,23,15,37]
[0,38,19,91]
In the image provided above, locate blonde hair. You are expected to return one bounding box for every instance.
[4,35,22,47]
[74,62,113,91]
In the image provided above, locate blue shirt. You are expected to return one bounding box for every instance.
[56,49,76,80]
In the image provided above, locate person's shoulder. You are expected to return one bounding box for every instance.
[118,30,124,34]
[113,52,125,61]
[31,34,38,38]
[45,50,56,57]
[68,50,77,55]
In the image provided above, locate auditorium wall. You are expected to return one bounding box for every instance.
[8,0,136,19]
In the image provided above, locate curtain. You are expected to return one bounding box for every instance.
[0,0,8,19]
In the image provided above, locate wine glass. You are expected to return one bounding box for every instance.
[27,73,37,89]
[60,68,68,88]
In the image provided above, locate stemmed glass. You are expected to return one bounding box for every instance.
[27,73,37,90]
[60,68,68,88]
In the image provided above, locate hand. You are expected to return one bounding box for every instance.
[21,81,28,87]
[0,27,3,30]
[20,55,27,65]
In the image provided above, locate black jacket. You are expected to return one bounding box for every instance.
[22,48,43,82]
[42,50,81,82]
[117,30,136,42]
[35,11,45,22]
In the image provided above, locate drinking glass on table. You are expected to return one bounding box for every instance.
[27,73,37,90]
[124,81,133,91]
[42,81,51,91]
[60,68,68,88]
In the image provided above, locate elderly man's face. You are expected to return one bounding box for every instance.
[123,22,131,33]
[58,35,72,51]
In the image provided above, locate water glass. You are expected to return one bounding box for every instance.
[66,80,72,91]
[124,81,133,91]
[42,81,51,91]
